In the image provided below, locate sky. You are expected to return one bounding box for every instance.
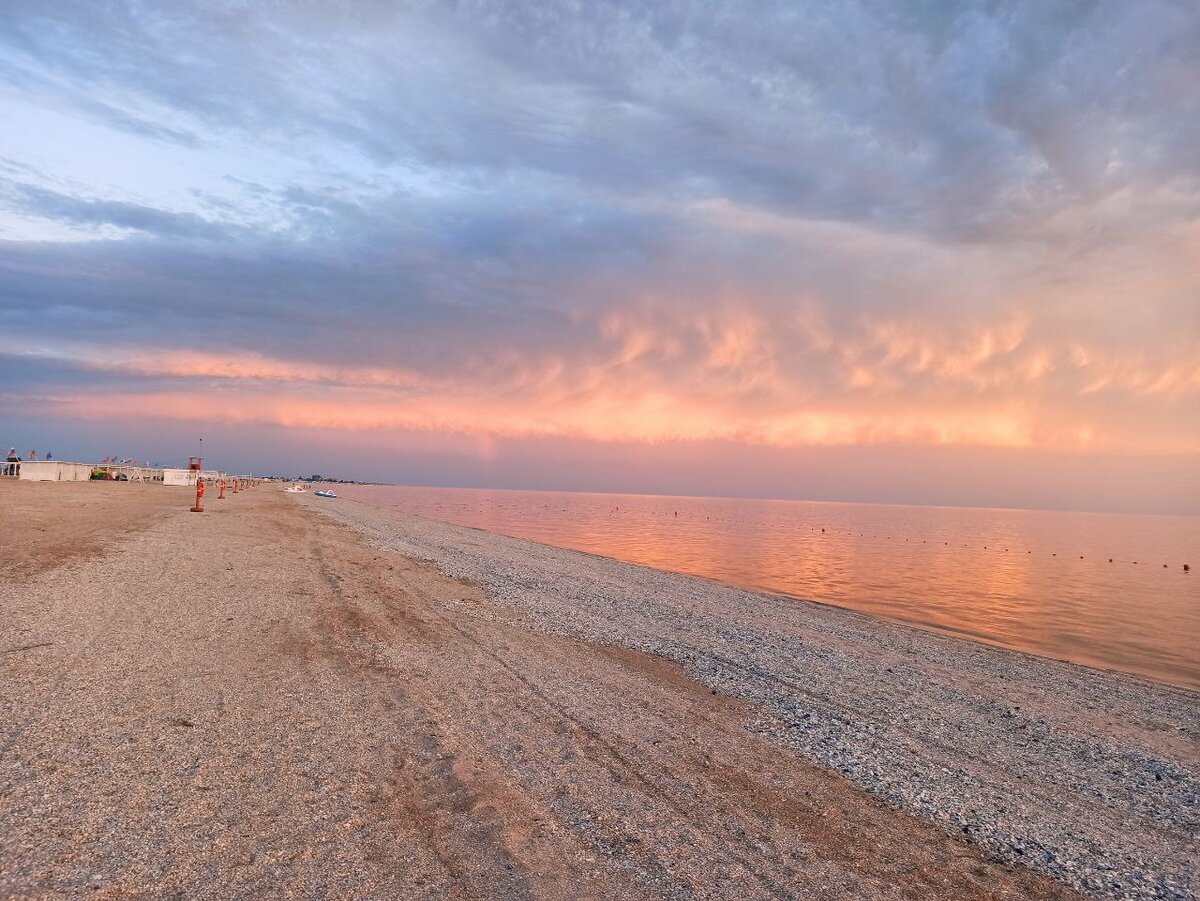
[1,1,1198,513]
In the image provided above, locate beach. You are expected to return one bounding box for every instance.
[1,482,1195,900]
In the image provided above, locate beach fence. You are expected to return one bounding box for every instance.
[93,464,166,483]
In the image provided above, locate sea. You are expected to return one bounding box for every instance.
[338,484,1199,690]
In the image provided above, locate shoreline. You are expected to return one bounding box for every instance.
[328,484,1198,692]
[337,499,1198,696]
[301,491,1199,901]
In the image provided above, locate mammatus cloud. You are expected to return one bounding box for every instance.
[0,1,1197,508]
[4,296,1195,456]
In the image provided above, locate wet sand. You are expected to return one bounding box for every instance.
[0,481,1185,899]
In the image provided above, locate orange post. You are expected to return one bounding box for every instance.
[218,479,226,499]
[233,479,239,493]
[191,479,205,513]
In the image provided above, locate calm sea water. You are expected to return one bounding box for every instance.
[339,484,1199,689]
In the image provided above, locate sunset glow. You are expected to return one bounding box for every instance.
[1,2,1197,511]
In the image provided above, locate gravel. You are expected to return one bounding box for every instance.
[304,495,1200,901]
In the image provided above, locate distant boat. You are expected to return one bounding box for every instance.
[314,490,337,499]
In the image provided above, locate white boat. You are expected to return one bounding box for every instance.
[284,484,306,493]
[314,490,337,499]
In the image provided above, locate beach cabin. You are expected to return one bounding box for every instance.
[15,460,94,482]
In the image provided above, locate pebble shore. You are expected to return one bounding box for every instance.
[305,495,1200,901]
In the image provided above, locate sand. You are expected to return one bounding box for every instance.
[0,481,1186,899]
[0,479,182,581]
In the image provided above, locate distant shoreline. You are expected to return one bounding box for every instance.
[361,480,1200,520]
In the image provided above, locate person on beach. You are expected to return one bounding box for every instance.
[27,450,36,460]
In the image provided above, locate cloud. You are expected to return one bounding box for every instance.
[7,183,233,240]
[0,1,1197,507]
[5,1,1198,235]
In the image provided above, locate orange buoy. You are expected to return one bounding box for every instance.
[191,479,205,513]
[218,479,226,500]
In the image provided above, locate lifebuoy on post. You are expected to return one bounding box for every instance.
[191,478,205,513]
[218,479,226,500]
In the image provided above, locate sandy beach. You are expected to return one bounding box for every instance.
[1,481,1195,900]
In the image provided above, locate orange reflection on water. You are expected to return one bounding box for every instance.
[343,485,1200,689]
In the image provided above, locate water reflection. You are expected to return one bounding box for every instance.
[342,485,1200,689]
